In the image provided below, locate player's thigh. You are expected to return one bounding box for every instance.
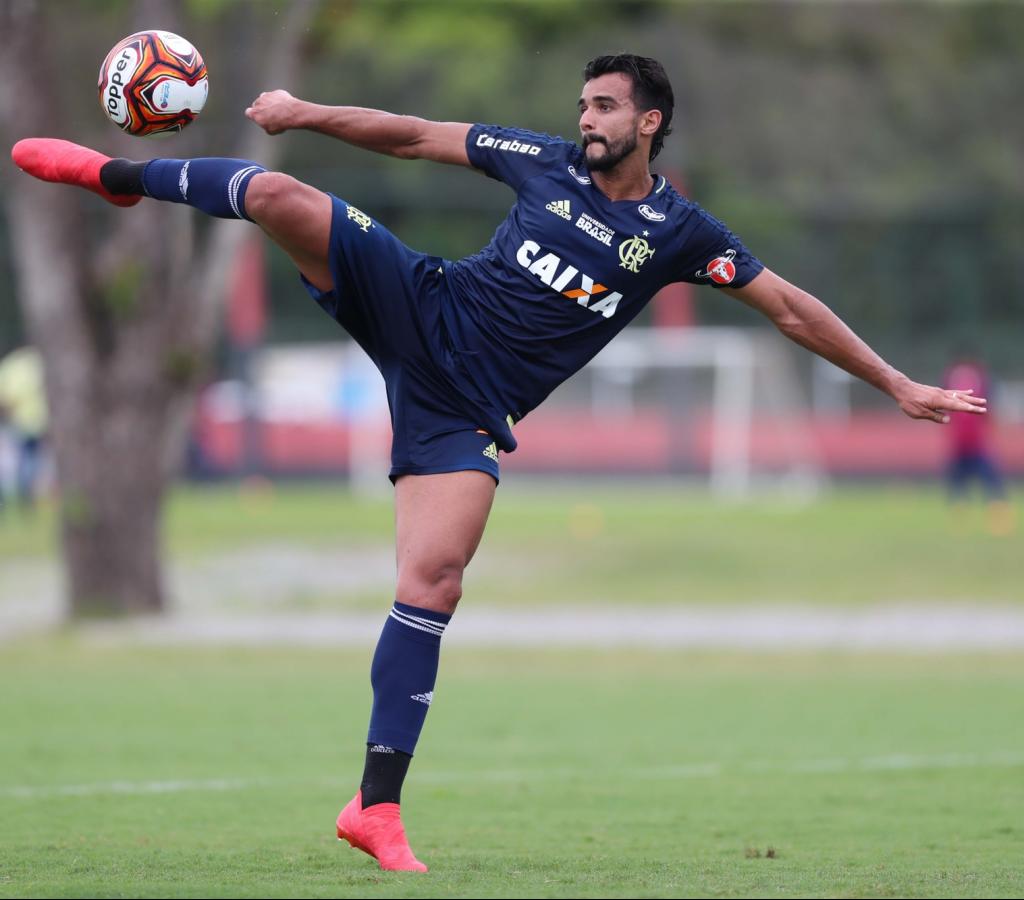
[394,470,496,602]
[244,171,332,291]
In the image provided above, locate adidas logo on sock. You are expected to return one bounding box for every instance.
[545,199,571,220]
[410,691,433,706]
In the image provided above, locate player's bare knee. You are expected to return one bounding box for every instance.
[396,562,464,615]
[243,171,298,222]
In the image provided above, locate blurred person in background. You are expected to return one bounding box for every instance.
[944,355,1013,536]
[0,343,48,512]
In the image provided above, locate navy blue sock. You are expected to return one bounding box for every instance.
[140,157,266,220]
[366,601,451,755]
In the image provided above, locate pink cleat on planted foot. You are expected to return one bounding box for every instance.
[10,138,141,208]
[336,790,428,873]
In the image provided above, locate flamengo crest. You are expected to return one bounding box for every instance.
[618,235,656,273]
[346,205,374,232]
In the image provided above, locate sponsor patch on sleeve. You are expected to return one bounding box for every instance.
[695,249,737,284]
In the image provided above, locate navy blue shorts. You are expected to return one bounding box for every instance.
[302,195,501,483]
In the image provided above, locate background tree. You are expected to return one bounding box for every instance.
[0,0,1021,616]
[0,0,318,616]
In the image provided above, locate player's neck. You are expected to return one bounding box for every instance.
[590,159,654,203]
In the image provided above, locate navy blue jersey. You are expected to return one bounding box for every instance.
[443,124,764,425]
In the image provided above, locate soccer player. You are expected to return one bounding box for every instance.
[11,54,986,872]
[0,343,48,511]
[943,356,1013,535]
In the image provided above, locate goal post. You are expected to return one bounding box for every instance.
[580,326,825,497]
[207,328,824,498]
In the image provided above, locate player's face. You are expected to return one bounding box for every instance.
[578,73,644,172]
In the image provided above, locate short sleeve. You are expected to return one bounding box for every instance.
[676,209,764,290]
[466,124,574,192]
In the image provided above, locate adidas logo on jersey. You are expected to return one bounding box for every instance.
[410,692,434,706]
[482,442,499,462]
[545,199,572,220]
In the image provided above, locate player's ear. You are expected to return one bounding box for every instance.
[639,108,661,137]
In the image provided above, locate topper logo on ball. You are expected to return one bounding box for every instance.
[104,48,140,124]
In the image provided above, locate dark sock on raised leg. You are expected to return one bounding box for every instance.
[99,159,146,195]
[360,744,413,808]
[100,156,265,220]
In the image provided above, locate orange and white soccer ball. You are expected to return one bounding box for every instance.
[98,30,208,136]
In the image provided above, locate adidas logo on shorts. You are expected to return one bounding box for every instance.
[545,199,572,220]
[483,442,499,462]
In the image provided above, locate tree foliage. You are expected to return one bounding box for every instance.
[275,1,1024,375]
[2,0,1022,364]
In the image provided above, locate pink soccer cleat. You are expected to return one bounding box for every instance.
[336,790,428,873]
[10,138,141,208]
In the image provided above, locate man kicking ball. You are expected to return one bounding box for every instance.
[11,54,985,872]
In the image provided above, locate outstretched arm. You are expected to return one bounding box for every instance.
[724,269,987,423]
[244,90,471,166]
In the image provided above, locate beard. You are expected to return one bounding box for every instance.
[583,129,639,172]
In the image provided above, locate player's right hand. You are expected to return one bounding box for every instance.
[245,90,299,135]
[893,379,987,424]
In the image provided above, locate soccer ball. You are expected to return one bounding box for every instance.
[98,30,208,136]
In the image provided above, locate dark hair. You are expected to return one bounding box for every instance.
[582,54,674,162]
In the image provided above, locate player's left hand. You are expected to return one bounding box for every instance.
[893,380,987,424]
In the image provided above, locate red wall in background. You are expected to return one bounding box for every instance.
[192,409,1024,478]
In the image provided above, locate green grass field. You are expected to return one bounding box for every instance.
[2,482,1021,609]
[1,644,1022,898]
[1,483,1021,897]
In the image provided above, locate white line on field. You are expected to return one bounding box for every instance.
[67,605,1024,650]
[3,751,1022,800]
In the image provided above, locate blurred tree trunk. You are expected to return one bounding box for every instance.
[0,0,317,616]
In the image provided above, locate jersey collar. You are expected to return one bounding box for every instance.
[582,169,667,206]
